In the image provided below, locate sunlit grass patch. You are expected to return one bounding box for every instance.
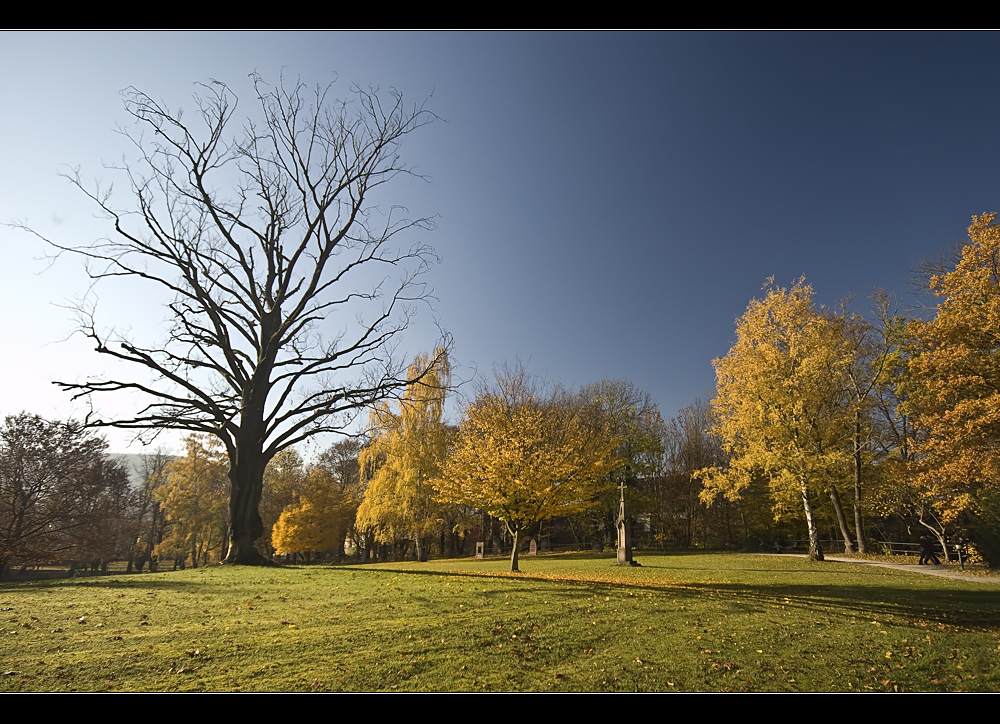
[1,552,998,691]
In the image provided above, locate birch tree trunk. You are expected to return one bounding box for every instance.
[853,415,868,553]
[801,477,824,561]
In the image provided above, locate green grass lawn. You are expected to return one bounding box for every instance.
[2,552,998,692]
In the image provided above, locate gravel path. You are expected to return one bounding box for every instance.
[814,555,1000,584]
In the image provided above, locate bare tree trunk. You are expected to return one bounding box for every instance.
[853,415,868,553]
[224,455,267,565]
[829,485,855,553]
[801,477,824,561]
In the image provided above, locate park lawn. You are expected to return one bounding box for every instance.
[1,552,998,692]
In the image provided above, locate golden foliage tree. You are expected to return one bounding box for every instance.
[155,435,229,567]
[701,278,853,560]
[271,469,353,556]
[356,350,452,562]
[260,448,307,556]
[906,213,1000,525]
[270,440,363,560]
[435,366,619,572]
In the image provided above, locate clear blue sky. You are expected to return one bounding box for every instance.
[2,31,998,454]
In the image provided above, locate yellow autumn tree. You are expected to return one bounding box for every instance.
[154,435,229,567]
[259,448,307,556]
[907,213,1000,526]
[700,278,854,560]
[435,365,619,572]
[356,349,452,562]
[272,468,352,556]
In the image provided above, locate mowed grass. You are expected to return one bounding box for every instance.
[2,552,999,692]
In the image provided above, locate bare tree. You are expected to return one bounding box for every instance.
[840,290,900,554]
[129,450,172,572]
[0,413,119,578]
[23,74,448,564]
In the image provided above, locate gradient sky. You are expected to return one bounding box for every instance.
[2,31,998,455]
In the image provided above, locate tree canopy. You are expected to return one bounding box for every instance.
[272,469,353,557]
[0,413,128,578]
[435,366,618,572]
[701,278,854,560]
[906,213,1000,525]
[155,435,229,568]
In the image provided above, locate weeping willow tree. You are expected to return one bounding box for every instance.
[356,349,452,561]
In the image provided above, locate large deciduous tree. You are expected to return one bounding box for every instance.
[701,278,853,561]
[24,75,446,564]
[435,366,618,572]
[906,213,1000,526]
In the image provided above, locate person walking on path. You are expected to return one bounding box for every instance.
[919,535,941,565]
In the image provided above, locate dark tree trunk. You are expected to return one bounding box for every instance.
[415,531,427,562]
[223,450,268,565]
[223,314,279,567]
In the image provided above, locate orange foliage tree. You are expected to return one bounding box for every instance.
[271,468,355,557]
[700,278,854,560]
[906,213,1000,527]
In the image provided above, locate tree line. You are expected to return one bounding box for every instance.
[0,368,724,576]
[9,215,1000,578]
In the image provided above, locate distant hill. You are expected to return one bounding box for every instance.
[109,453,176,486]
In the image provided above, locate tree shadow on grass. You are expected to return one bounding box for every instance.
[0,573,229,595]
